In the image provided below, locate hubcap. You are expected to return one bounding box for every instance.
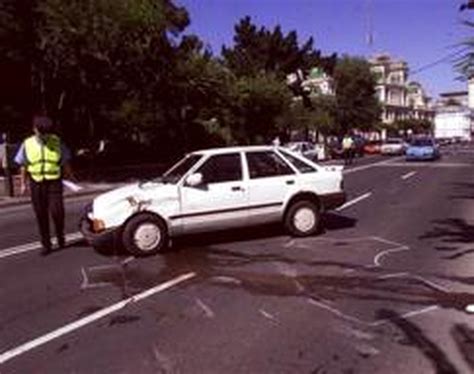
[134,223,161,251]
[293,207,316,233]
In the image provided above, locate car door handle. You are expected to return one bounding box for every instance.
[286,180,295,185]
[231,186,243,191]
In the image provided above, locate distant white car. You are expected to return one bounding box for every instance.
[380,138,407,156]
[81,146,346,256]
[285,141,326,161]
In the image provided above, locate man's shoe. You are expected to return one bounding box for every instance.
[57,236,66,249]
[41,246,52,256]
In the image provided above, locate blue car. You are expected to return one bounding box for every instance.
[406,138,440,161]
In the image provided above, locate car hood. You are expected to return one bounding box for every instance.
[91,181,178,226]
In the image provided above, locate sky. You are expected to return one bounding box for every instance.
[177,0,474,99]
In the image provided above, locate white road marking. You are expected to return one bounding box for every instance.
[0,232,83,260]
[373,246,410,266]
[342,156,403,174]
[308,297,439,327]
[259,309,279,323]
[195,298,215,318]
[336,192,372,212]
[401,171,417,180]
[0,272,196,365]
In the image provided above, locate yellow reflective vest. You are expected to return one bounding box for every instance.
[24,135,61,182]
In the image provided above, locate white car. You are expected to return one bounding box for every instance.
[284,141,326,161]
[81,146,346,256]
[380,138,407,156]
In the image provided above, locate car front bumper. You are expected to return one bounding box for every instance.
[79,211,121,250]
[320,192,346,211]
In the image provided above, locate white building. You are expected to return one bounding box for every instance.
[434,80,474,141]
[369,54,434,125]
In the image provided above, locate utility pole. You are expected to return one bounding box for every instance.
[3,132,14,197]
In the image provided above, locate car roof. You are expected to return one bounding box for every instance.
[190,145,278,156]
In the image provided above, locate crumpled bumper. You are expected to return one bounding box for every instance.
[79,206,120,249]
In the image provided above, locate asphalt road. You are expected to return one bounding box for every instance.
[2,146,474,373]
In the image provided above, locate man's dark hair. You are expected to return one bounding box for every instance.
[33,116,54,134]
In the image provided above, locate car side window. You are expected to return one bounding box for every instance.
[196,153,242,184]
[246,151,295,179]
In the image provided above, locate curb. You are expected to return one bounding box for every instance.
[0,185,119,209]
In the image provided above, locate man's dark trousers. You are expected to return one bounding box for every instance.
[29,179,65,250]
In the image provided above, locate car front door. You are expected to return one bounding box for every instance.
[178,153,248,234]
[245,150,297,224]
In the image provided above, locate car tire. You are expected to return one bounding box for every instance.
[284,200,321,237]
[122,213,168,256]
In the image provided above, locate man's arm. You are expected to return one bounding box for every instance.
[14,143,28,195]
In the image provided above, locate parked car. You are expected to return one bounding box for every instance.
[406,138,440,161]
[284,141,325,161]
[81,146,346,256]
[363,140,382,155]
[380,138,407,156]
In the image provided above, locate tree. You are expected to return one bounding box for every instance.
[227,73,293,144]
[332,56,381,134]
[222,16,336,79]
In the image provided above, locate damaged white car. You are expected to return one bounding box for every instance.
[80,146,346,256]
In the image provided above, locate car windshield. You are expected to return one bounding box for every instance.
[157,154,203,184]
[411,139,434,147]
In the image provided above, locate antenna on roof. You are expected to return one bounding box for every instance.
[365,0,374,49]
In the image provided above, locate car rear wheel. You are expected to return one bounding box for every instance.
[122,213,168,256]
[285,200,321,237]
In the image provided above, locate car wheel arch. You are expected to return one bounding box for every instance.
[284,192,321,220]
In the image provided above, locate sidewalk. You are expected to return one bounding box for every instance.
[0,163,167,208]
[0,177,127,209]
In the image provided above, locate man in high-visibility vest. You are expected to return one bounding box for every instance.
[342,133,354,166]
[14,116,73,255]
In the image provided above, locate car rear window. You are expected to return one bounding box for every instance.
[279,149,317,173]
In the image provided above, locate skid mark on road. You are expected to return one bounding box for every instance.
[286,235,451,327]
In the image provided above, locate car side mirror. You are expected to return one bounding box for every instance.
[185,173,203,187]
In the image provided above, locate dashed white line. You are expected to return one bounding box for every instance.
[336,192,372,212]
[0,272,196,365]
[0,232,83,260]
[401,171,417,180]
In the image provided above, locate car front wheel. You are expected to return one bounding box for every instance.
[122,213,168,256]
[285,200,321,237]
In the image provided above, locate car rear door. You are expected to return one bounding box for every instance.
[178,153,248,234]
[244,150,297,224]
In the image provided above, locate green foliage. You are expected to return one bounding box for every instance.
[454,20,474,79]
[333,56,381,134]
[222,16,336,78]
[0,3,380,163]
[227,73,293,144]
[390,118,432,134]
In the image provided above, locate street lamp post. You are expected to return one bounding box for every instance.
[3,132,14,197]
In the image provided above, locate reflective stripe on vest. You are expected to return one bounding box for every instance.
[24,135,61,182]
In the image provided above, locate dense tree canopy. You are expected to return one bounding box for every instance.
[0,2,381,165]
[333,56,381,134]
